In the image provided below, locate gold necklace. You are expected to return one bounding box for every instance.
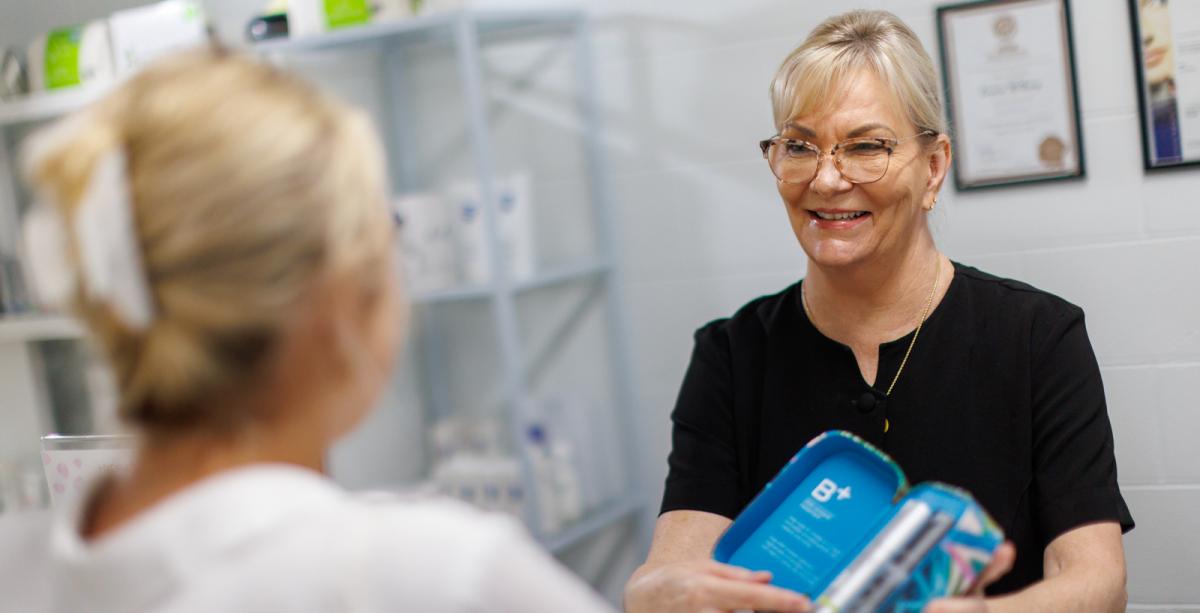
[802,256,942,432]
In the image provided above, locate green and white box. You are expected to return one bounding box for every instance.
[27,21,114,92]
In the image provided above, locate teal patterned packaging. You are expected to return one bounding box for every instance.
[713,430,1004,613]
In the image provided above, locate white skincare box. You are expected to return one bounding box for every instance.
[27,21,115,92]
[107,0,209,75]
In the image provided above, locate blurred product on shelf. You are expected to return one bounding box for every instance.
[287,0,415,38]
[26,21,114,92]
[430,415,503,461]
[424,408,600,536]
[21,0,207,94]
[535,395,622,512]
[0,49,28,100]
[393,173,538,292]
[0,454,47,514]
[448,172,536,285]
[246,0,290,42]
[246,13,290,42]
[392,192,458,294]
[107,0,208,75]
[523,423,579,534]
[433,451,526,515]
[428,417,526,517]
[426,411,595,535]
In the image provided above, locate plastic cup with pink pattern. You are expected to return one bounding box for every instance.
[40,434,136,508]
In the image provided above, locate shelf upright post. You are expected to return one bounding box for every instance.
[378,39,447,478]
[0,129,23,258]
[572,14,651,557]
[452,12,544,538]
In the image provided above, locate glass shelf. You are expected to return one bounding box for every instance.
[410,258,610,305]
[0,314,84,344]
[0,260,610,343]
[541,495,642,554]
[252,9,582,55]
[0,82,112,127]
[0,10,584,129]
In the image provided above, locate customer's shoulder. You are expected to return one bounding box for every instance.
[340,496,537,601]
[220,494,532,610]
[344,494,528,553]
[0,511,52,612]
[953,262,1083,320]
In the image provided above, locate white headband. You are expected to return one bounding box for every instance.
[22,118,156,330]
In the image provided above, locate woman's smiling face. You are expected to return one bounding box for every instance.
[775,68,948,270]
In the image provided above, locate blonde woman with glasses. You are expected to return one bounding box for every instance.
[6,49,615,613]
[625,10,1132,613]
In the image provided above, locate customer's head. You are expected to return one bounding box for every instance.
[24,49,402,442]
[764,10,951,269]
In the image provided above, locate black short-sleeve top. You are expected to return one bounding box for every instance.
[660,262,1134,595]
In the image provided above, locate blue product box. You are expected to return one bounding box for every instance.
[713,430,1004,613]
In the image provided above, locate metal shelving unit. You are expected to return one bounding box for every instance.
[0,10,647,556]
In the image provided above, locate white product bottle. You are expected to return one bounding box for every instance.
[446,173,538,285]
[446,181,491,284]
[496,173,536,282]
[548,439,583,524]
[543,395,616,512]
[524,424,561,535]
[392,193,457,294]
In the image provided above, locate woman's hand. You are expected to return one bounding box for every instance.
[624,558,812,613]
[922,541,1017,613]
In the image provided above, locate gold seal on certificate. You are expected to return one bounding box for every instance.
[937,0,1085,189]
[1038,135,1066,169]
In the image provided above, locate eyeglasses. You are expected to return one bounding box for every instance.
[759,130,937,185]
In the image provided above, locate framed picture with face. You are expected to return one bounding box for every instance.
[1130,0,1200,171]
[936,0,1086,190]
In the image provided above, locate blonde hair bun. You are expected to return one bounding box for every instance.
[23,49,394,431]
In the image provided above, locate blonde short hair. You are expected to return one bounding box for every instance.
[24,49,394,431]
[770,10,947,135]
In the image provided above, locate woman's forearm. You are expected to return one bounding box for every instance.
[986,565,1127,613]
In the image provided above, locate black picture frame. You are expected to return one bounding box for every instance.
[935,0,1086,190]
[1129,0,1200,172]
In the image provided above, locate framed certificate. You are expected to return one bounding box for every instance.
[936,0,1085,190]
[1130,0,1200,170]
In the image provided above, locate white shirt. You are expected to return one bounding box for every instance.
[3,464,616,613]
